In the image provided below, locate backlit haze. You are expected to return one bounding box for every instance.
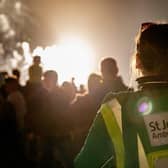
[32,36,95,86]
[1,0,168,86]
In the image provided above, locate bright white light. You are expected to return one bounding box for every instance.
[15,1,21,10]
[15,1,22,15]
[4,29,15,38]
[32,37,95,86]
[0,14,10,32]
[22,42,32,66]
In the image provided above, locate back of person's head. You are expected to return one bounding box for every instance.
[12,69,20,80]
[61,81,76,103]
[135,22,168,76]
[5,77,18,93]
[100,57,119,80]
[88,73,102,93]
[43,70,58,83]
[43,70,58,91]
[33,55,41,65]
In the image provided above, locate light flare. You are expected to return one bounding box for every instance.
[137,97,153,115]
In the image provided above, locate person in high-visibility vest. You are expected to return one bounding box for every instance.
[74,22,168,168]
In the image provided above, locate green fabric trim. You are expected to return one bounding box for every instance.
[74,112,115,168]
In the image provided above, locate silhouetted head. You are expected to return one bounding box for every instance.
[61,81,76,103]
[88,73,102,93]
[43,70,58,83]
[100,57,118,80]
[43,70,58,91]
[135,22,168,76]
[12,69,20,80]
[0,71,8,79]
[33,55,41,65]
[5,77,18,94]
[78,84,86,94]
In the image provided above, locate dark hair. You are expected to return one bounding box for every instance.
[101,57,118,77]
[33,55,41,63]
[88,73,102,93]
[5,77,18,88]
[137,22,168,75]
[12,69,20,79]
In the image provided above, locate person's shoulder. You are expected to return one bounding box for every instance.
[28,64,34,69]
[115,76,128,90]
[102,89,134,104]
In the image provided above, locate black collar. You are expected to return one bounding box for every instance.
[136,76,168,89]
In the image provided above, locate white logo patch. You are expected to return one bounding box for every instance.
[144,113,168,146]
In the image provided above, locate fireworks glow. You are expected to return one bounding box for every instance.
[0,1,96,86]
[0,0,36,76]
[32,36,95,86]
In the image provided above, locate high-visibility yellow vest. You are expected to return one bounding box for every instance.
[75,78,168,168]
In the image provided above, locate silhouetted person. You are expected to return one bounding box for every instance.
[100,57,128,97]
[0,71,8,98]
[78,84,86,95]
[28,55,42,84]
[0,71,8,79]
[4,77,26,132]
[12,68,25,93]
[61,81,76,105]
[42,70,58,92]
[42,70,66,136]
[70,73,103,158]
[48,81,77,168]
[12,69,20,81]
[1,77,26,167]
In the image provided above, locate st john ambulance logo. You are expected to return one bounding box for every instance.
[144,113,168,146]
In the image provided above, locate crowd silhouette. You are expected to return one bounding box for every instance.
[0,54,128,168]
[1,20,168,168]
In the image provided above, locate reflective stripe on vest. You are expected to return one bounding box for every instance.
[147,150,168,168]
[138,134,168,168]
[138,135,149,168]
[101,98,125,168]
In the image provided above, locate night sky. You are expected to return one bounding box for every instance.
[27,0,168,84]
